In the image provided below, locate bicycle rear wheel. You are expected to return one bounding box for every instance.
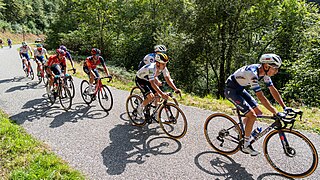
[204,113,242,155]
[80,80,93,104]
[126,94,146,126]
[264,129,318,178]
[158,103,187,139]
[59,86,72,111]
[66,76,75,98]
[98,85,113,111]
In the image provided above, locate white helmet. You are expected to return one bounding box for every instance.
[154,45,167,53]
[259,53,282,68]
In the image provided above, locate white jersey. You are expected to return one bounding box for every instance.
[19,46,32,54]
[226,64,273,92]
[34,48,48,57]
[136,63,169,81]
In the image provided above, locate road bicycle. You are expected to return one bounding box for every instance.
[63,69,76,99]
[36,61,48,85]
[80,77,113,112]
[46,74,73,111]
[204,108,318,178]
[126,92,187,139]
[22,57,34,80]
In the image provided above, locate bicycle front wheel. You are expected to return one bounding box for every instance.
[264,129,318,178]
[125,94,146,126]
[80,80,93,104]
[158,103,187,139]
[98,85,113,112]
[130,86,143,97]
[204,113,242,155]
[59,86,72,111]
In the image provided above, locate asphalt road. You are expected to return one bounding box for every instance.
[0,45,319,180]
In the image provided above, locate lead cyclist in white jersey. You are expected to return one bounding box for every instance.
[34,44,49,76]
[138,44,167,69]
[135,53,181,120]
[224,53,292,156]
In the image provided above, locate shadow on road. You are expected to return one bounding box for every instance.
[257,173,293,180]
[194,151,254,180]
[10,95,111,127]
[101,121,182,175]
[5,80,44,93]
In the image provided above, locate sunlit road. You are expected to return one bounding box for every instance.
[0,45,319,179]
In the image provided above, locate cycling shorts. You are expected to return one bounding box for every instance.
[83,66,99,79]
[135,76,156,98]
[224,87,258,115]
[21,53,31,61]
[35,56,46,64]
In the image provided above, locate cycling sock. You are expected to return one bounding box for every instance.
[244,136,250,148]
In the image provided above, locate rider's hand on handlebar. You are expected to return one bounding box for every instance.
[174,89,181,94]
[283,107,293,114]
[161,93,169,100]
[276,112,286,118]
[107,75,112,79]
[72,68,76,74]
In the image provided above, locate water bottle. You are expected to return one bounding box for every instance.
[250,127,262,141]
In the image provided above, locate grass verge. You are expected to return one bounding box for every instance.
[0,110,85,179]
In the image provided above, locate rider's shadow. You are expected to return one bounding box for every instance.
[101,122,182,175]
[194,151,254,180]
[5,81,43,93]
[49,102,110,128]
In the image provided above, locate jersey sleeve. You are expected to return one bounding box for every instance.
[99,56,106,66]
[263,76,273,87]
[162,67,170,77]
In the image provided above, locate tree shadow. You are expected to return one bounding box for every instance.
[101,122,182,175]
[194,151,254,180]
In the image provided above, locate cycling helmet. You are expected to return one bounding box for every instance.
[59,45,67,51]
[56,49,66,56]
[36,44,43,48]
[154,45,167,53]
[155,53,169,64]
[259,53,282,68]
[22,42,27,46]
[91,48,101,55]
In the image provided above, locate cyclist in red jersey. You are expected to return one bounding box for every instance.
[83,48,112,94]
[45,49,68,92]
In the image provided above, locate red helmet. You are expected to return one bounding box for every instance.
[56,49,66,56]
[91,48,101,55]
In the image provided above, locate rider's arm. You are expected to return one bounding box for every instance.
[268,85,286,109]
[28,46,33,56]
[163,68,180,93]
[102,64,110,76]
[255,91,277,115]
[150,79,167,99]
[66,52,75,69]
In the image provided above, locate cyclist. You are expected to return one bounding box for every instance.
[137,44,167,69]
[7,38,12,48]
[83,48,112,94]
[19,42,33,71]
[135,53,181,120]
[0,38,3,48]
[34,44,49,77]
[59,45,76,74]
[224,53,291,156]
[45,49,68,92]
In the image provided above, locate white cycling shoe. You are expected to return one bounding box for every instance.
[242,145,260,156]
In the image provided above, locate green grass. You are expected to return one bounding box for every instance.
[0,111,85,179]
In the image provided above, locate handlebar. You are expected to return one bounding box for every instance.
[100,76,112,83]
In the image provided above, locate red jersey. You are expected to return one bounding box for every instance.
[84,56,105,69]
[47,55,67,67]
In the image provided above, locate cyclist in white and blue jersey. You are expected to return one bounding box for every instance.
[225,53,291,156]
[137,45,167,69]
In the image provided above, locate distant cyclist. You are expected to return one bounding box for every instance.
[7,38,12,48]
[33,44,49,77]
[224,53,290,156]
[0,38,3,48]
[137,44,167,69]
[59,45,76,74]
[135,53,181,119]
[19,42,33,71]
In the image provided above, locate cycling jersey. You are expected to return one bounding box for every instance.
[136,63,169,81]
[34,48,48,57]
[84,56,105,69]
[47,55,66,68]
[20,46,32,54]
[138,53,156,69]
[225,64,273,92]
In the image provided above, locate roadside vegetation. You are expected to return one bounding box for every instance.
[0,110,85,179]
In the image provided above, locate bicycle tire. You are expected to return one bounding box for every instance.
[129,86,143,97]
[80,80,93,104]
[29,69,34,80]
[43,73,48,86]
[264,129,318,178]
[126,94,146,126]
[204,113,242,155]
[66,77,75,98]
[98,85,113,112]
[59,86,72,111]
[46,85,56,105]
[158,102,187,139]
